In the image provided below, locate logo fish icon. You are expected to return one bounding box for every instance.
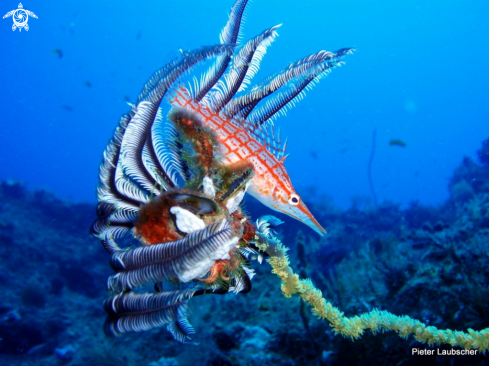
[3,3,37,32]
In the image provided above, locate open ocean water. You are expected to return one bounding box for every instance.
[0,0,489,365]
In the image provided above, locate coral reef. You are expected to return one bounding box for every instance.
[0,138,489,365]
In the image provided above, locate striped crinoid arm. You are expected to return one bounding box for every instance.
[92,91,162,251]
[203,24,281,112]
[246,74,317,127]
[120,45,236,196]
[103,290,196,343]
[90,209,136,254]
[245,48,355,127]
[161,121,191,183]
[137,44,236,105]
[118,101,169,197]
[96,114,141,210]
[107,220,241,292]
[192,0,249,102]
[93,44,236,253]
[91,113,146,253]
[225,48,355,120]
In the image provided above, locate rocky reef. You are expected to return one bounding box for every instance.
[1,140,489,365]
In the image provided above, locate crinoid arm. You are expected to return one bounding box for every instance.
[103,290,196,342]
[203,24,281,112]
[235,48,355,125]
[107,220,240,292]
[91,44,235,253]
[192,0,249,102]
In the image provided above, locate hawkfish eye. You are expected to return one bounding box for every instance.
[288,194,300,206]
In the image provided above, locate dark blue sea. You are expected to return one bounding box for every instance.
[1,0,489,365]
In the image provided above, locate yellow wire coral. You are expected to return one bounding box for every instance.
[256,233,489,352]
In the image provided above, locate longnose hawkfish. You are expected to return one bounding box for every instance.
[165,0,353,236]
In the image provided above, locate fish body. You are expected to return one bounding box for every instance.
[169,86,326,236]
[389,139,407,147]
[52,48,63,58]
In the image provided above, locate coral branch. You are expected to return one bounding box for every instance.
[258,234,489,351]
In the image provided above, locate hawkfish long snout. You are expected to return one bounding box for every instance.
[247,185,326,236]
[291,199,327,236]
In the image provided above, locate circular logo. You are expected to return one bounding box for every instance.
[13,9,28,28]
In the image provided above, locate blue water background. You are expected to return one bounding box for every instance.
[1,0,488,208]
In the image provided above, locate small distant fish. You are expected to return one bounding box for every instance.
[53,49,63,58]
[84,81,92,88]
[123,95,131,102]
[389,139,406,147]
[61,105,73,111]
[311,151,318,159]
[136,30,142,40]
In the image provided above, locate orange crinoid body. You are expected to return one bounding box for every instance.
[134,195,183,245]
[199,252,241,284]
